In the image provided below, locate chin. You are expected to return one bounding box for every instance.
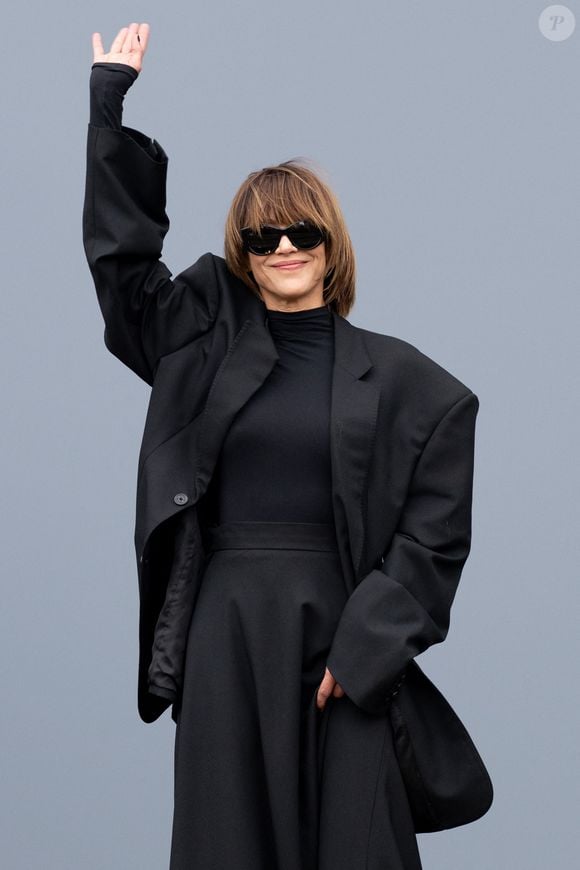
[273,281,312,294]
[272,273,324,294]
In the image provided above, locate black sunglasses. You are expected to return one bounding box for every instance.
[240,221,326,256]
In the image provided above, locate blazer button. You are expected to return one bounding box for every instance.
[173,492,189,506]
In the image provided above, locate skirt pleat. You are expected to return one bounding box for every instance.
[169,521,422,870]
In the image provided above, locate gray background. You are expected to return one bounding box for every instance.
[2,1,578,867]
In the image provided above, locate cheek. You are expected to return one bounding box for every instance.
[248,256,265,280]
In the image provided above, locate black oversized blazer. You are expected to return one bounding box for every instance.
[82,122,480,726]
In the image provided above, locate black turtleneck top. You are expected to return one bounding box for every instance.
[205,305,335,523]
[88,63,336,523]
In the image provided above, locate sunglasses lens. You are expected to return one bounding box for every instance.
[287,222,324,249]
[241,222,325,255]
[242,228,280,255]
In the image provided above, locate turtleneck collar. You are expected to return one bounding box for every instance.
[266,304,331,321]
[265,303,333,342]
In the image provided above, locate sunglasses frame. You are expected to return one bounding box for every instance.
[240,220,326,256]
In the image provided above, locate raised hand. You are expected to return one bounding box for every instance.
[91,22,150,74]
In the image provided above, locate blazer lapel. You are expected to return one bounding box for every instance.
[194,318,280,496]
[136,318,279,559]
[330,313,380,588]
[192,309,379,589]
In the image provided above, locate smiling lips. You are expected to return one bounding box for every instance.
[272,261,307,270]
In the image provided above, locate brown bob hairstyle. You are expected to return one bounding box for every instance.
[224,159,356,317]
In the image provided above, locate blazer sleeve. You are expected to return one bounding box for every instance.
[325,390,480,716]
[82,122,219,385]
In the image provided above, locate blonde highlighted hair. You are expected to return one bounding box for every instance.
[224,159,356,317]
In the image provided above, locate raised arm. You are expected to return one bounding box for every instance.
[83,23,219,385]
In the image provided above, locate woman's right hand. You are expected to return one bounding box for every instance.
[91,22,150,74]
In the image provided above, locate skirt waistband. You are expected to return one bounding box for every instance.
[204,521,339,552]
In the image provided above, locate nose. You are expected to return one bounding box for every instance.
[275,234,297,253]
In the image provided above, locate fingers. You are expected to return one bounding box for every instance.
[137,22,150,53]
[122,23,137,53]
[316,684,331,711]
[316,667,345,711]
[111,25,129,54]
[122,22,150,54]
[91,23,150,67]
[91,32,104,59]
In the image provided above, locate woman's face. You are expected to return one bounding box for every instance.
[246,226,327,311]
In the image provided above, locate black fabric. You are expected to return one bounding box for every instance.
[175,315,423,868]
[87,69,425,868]
[89,62,138,129]
[171,521,423,870]
[89,62,160,161]
[203,304,335,524]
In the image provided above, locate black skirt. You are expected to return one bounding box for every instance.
[169,521,422,870]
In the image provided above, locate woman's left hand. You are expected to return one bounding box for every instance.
[316,666,345,711]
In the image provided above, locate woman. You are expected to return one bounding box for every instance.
[84,22,479,870]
